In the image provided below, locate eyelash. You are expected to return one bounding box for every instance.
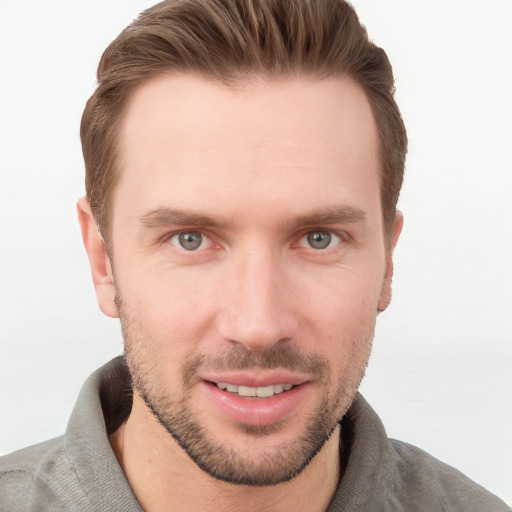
[167,230,213,251]
[297,230,344,250]
[164,228,347,253]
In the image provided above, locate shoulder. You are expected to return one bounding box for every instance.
[386,439,510,511]
[0,437,88,511]
[0,436,67,491]
[334,394,510,511]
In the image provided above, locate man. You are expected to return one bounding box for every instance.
[0,0,509,510]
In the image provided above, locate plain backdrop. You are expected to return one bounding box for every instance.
[0,0,510,504]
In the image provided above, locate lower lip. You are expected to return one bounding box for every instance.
[202,381,309,426]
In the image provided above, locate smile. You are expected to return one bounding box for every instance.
[214,382,294,397]
[203,379,308,426]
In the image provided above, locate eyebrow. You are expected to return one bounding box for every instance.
[138,205,366,231]
[138,208,227,229]
[287,205,366,231]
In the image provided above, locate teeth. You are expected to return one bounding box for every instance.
[238,386,257,397]
[256,385,274,398]
[215,382,294,397]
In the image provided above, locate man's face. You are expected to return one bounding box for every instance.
[104,74,397,485]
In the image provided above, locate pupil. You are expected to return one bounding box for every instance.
[308,231,331,249]
[179,232,202,250]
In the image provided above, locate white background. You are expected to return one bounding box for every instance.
[0,0,510,504]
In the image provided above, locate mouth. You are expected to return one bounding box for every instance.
[200,375,310,427]
[212,382,295,398]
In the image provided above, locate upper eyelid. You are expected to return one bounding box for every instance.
[299,229,342,241]
[159,227,350,247]
[161,228,211,242]
[297,227,349,241]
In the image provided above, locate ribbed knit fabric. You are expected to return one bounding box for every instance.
[0,358,141,512]
[1,357,509,511]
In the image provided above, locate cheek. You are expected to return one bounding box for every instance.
[299,263,383,324]
[296,266,382,360]
[117,264,221,354]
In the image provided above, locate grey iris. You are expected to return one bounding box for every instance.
[307,231,331,249]
[179,232,203,250]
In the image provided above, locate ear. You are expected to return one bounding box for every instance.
[378,211,403,313]
[77,197,118,318]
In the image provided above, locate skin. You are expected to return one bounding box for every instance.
[78,74,402,512]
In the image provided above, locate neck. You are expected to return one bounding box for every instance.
[110,393,341,512]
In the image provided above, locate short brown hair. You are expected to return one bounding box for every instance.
[81,0,407,247]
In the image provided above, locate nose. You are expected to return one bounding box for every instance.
[216,245,298,352]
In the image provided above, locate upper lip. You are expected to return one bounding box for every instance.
[200,370,310,388]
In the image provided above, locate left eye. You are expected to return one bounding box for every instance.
[299,231,341,250]
[169,232,211,251]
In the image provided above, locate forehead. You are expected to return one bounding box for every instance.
[120,73,377,160]
[114,74,381,228]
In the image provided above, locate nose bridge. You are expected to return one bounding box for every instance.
[217,242,296,351]
[239,244,277,314]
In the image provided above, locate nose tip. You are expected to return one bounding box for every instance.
[222,317,293,352]
[217,295,297,352]
[215,252,298,352]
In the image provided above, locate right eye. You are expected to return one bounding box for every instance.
[169,231,211,251]
[298,230,342,250]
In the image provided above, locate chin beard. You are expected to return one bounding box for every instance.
[125,346,366,486]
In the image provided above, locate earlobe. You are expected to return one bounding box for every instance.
[378,211,403,313]
[77,197,118,318]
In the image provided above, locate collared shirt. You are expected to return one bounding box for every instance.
[0,357,508,511]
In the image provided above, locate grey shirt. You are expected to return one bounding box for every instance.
[0,357,509,511]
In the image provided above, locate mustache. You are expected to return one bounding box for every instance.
[182,345,330,385]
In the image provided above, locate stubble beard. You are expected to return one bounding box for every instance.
[117,294,374,486]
